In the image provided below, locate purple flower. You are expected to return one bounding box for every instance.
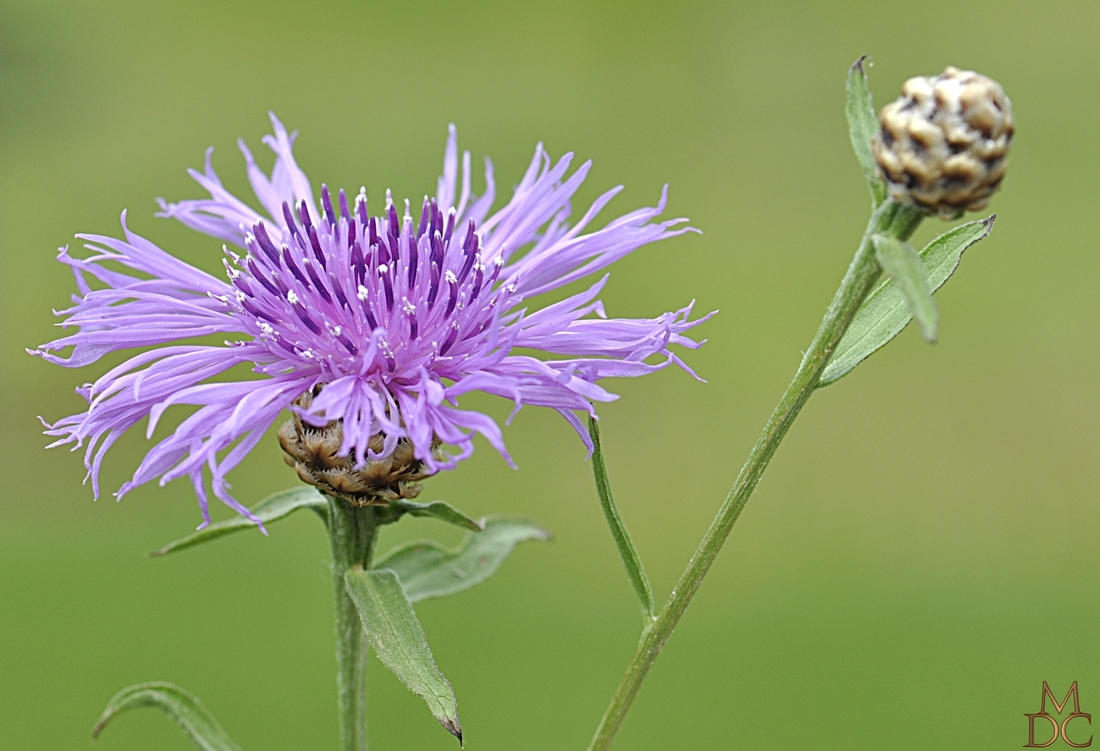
[34,114,711,527]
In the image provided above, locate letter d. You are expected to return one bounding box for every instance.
[1026,713,1059,747]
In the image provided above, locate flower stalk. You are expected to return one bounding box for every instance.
[586,197,924,751]
[327,496,382,751]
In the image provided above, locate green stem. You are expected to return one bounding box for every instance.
[586,199,924,751]
[589,415,656,621]
[328,496,381,751]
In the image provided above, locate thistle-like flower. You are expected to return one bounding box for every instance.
[873,66,1013,218]
[33,115,711,525]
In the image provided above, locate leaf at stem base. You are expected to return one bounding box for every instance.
[150,487,326,557]
[872,233,939,343]
[846,55,889,207]
[384,499,484,531]
[820,216,995,387]
[373,515,550,603]
[92,682,243,751]
[344,568,463,742]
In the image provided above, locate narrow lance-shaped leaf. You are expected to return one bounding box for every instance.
[344,568,462,742]
[386,499,484,531]
[373,515,550,603]
[92,682,243,751]
[150,487,327,556]
[588,416,655,620]
[820,216,995,387]
[846,55,889,207]
[872,234,938,343]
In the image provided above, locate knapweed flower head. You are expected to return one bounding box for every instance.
[34,114,711,526]
[873,66,1013,219]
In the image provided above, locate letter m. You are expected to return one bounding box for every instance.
[1041,682,1084,715]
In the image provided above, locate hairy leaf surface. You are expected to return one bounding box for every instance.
[151,487,326,556]
[374,516,550,603]
[820,217,994,386]
[846,55,889,207]
[93,682,243,751]
[345,568,462,740]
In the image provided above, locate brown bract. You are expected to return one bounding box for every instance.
[278,390,438,506]
[873,66,1014,219]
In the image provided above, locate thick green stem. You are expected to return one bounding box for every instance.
[586,199,924,751]
[328,496,381,751]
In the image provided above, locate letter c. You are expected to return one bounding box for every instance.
[1062,712,1093,748]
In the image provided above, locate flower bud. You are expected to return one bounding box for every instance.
[873,66,1013,218]
[278,390,438,506]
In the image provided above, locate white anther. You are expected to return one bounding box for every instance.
[444,270,457,284]
[357,285,370,301]
[377,264,389,275]
[330,325,342,337]
[402,298,416,315]
[287,290,300,304]
[244,232,256,245]
[494,254,505,267]
[258,322,275,335]
[235,290,246,302]
[506,283,518,293]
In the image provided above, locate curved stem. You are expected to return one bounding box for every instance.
[586,199,924,751]
[589,415,656,621]
[328,496,381,751]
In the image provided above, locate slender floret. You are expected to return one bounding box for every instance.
[33,114,712,526]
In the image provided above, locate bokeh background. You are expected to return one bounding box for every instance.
[3,1,1099,749]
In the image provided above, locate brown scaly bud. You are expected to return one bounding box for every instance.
[278,389,440,507]
[873,66,1013,219]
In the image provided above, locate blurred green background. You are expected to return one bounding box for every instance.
[3,0,1099,749]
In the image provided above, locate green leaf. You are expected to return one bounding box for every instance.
[820,216,995,387]
[387,499,484,531]
[373,516,550,603]
[92,682,243,751]
[150,487,327,556]
[344,568,463,741]
[846,55,889,207]
[588,416,655,620]
[872,234,938,343]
